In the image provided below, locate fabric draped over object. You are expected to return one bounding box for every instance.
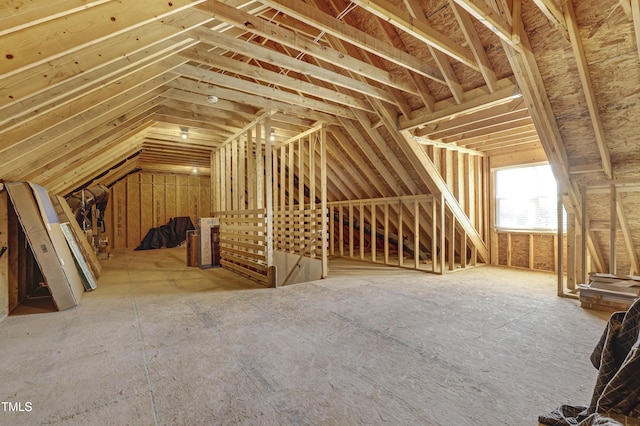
[135,216,195,251]
[539,298,640,425]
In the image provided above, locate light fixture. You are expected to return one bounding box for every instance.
[180,127,189,140]
[207,95,218,103]
[270,129,275,142]
[192,167,197,174]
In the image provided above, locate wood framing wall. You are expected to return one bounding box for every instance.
[492,231,568,274]
[328,193,484,274]
[105,172,211,250]
[211,119,329,286]
[425,145,489,243]
[272,125,328,278]
[211,118,274,285]
[0,190,8,320]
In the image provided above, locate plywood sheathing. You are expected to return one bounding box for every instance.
[532,234,556,271]
[620,191,640,269]
[520,1,603,171]
[574,0,640,173]
[585,190,634,274]
[510,234,530,268]
[522,0,640,180]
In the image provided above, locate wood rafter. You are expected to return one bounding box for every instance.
[188,26,397,104]
[402,0,464,103]
[317,0,414,118]
[449,0,498,92]
[415,98,527,137]
[178,45,374,112]
[632,0,640,60]
[173,63,356,119]
[349,0,478,70]
[564,0,613,179]
[258,0,448,84]
[2,0,637,281]
[0,8,211,111]
[451,0,514,45]
[616,196,640,274]
[399,80,519,130]
[197,0,423,96]
[531,0,567,30]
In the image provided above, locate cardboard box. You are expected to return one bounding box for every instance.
[197,217,220,269]
[5,182,83,311]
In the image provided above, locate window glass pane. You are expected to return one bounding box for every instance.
[495,165,565,231]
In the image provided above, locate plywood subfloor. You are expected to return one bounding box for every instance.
[0,247,609,425]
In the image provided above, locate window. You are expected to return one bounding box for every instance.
[495,164,565,231]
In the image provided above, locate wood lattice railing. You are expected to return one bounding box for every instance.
[274,207,325,258]
[214,208,274,286]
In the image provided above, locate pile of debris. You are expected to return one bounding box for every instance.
[579,273,640,311]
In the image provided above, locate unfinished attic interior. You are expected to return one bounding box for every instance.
[1,0,640,423]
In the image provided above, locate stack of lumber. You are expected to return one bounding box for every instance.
[579,273,640,311]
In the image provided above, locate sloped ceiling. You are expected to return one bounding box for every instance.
[0,0,540,196]
[1,0,639,267]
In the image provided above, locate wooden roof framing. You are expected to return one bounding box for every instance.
[1,0,639,270]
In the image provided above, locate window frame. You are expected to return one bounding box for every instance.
[493,164,565,233]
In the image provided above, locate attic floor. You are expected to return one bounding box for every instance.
[0,247,609,425]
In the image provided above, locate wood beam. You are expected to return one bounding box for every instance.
[0,0,111,36]
[373,97,489,261]
[449,0,498,92]
[24,107,159,184]
[414,138,485,156]
[399,80,519,130]
[49,137,146,195]
[258,0,447,84]
[0,81,171,180]
[162,86,256,116]
[197,0,432,92]
[531,0,566,30]
[1,58,184,151]
[610,185,617,274]
[616,196,640,275]
[0,0,204,77]
[452,0,514,45]
[167,78,340,125]
[632,0,640,61]
[0,37,196,129]
[0,8,211,110]
[179,45,374,112]
[173,63,356,119]
[563,0,613,179]
[349,0,478,70]
[188,26,397,104]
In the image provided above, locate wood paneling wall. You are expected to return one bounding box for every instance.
[105,172,210,249]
